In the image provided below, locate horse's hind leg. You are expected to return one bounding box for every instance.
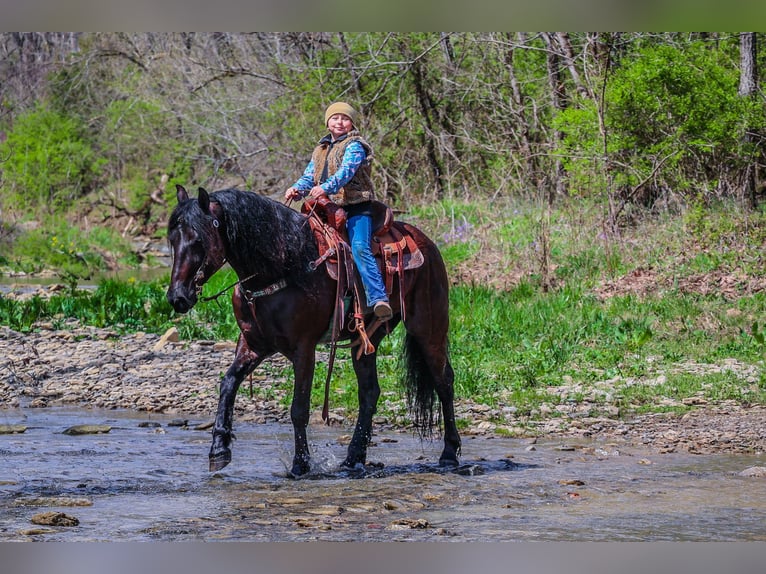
[405,330,461,467]
[433,354,461,467]
[209,337,262,472]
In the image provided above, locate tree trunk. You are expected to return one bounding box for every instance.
[542,32,567,201]
[409,54,445,197]
[503,33,536,189]
[739,32,758,210]
[556,32,591,99]
[739,33,757,97]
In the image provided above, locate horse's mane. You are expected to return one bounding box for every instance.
[171,188,319,293]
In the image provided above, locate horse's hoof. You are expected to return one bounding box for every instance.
[289,461,310,478]
[438,456,459,468]
[340,458,365,470]
[209,453,231,472]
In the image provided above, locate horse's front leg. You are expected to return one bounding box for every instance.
[288,348,316,477]
[209,335,262,472]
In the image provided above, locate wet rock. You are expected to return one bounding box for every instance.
[388,518,430,530]
[30,512,80,527]
[292,517,332,530]
[304,506,343,516]
[277,498,307,506]
[167,419,188,427]
[0,424,27,434]
[62,424,111,435]
[344,503,377,513]
[739,466,766,477]
[454,464,485,476]
[558,479,585,486]
[19,528,56,535]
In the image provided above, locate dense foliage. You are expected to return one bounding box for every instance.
[0,105,103,212]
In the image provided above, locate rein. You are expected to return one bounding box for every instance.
[199,270,288,304]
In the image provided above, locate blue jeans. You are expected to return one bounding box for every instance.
[347,213,388,307]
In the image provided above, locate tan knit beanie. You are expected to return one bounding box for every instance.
[324,102,358,127]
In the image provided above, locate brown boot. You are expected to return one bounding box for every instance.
[373,300,393,320]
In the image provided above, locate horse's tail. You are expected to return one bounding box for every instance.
[401,332,441,438]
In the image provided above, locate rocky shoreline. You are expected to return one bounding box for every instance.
[2,324,765,456]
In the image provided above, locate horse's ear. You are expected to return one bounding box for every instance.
[198,187,210,214]
[176,184,188,203]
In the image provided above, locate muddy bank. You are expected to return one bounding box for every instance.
[1,324,765,456]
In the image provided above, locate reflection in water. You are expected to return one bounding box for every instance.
[1,407,765,541]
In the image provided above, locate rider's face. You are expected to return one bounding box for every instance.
[327,113,353,139]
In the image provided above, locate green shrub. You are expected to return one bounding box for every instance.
[0,105,103,214]
[555,40,765,200]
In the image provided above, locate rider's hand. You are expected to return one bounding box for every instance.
[308,185,327,199]
[284,187,302,201]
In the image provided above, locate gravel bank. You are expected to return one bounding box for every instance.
[2,324,765,456]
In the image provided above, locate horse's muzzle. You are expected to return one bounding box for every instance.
[167,288,196,314]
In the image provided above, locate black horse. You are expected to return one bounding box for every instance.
[166,185,461,476]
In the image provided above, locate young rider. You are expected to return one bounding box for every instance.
[285,102,392,320]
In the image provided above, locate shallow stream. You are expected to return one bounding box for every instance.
[1,407,765,541]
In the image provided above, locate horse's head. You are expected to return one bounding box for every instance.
[166,185,227,314]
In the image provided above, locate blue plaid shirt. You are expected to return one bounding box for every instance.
[291,138,368,196]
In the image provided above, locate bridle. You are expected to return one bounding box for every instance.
[191,216,288,305]
[185,216,227,299]
[193,254,227,297]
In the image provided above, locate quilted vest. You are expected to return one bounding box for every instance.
[311,131,375,206]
